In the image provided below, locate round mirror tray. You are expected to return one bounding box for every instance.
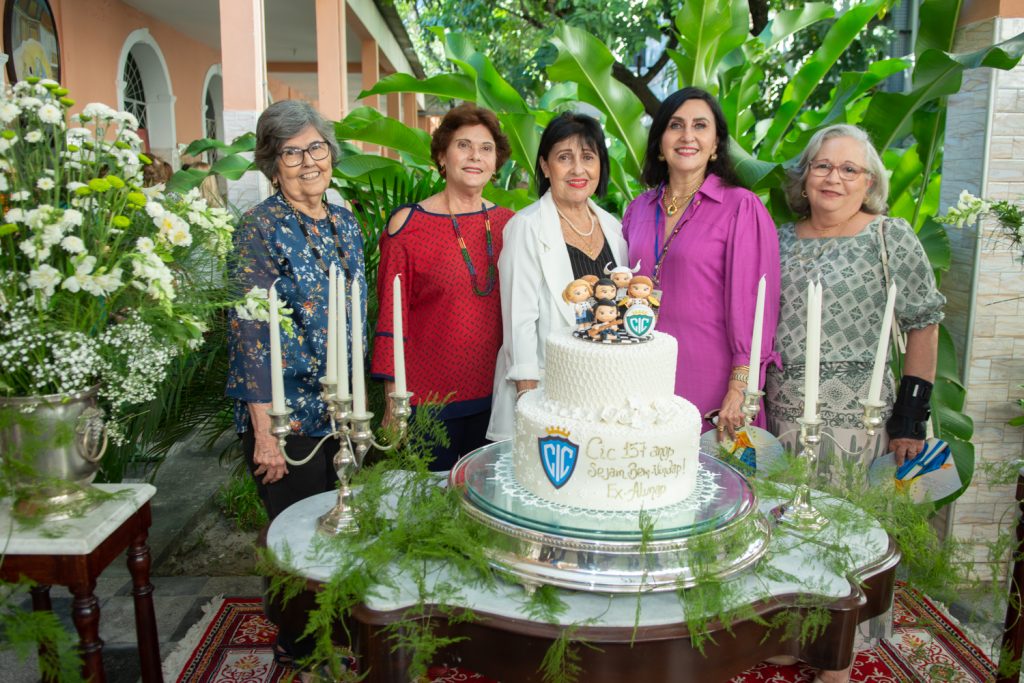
[450,440,771,593]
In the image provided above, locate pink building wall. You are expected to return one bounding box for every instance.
[6,0,221,147]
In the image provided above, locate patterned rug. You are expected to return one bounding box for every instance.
[164,584,998,682]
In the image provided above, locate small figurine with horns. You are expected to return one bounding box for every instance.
[604,261,642,301]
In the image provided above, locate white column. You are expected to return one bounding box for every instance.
[219,0,271,211]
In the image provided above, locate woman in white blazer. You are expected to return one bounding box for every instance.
[487,113,628,441]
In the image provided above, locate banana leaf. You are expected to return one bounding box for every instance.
[547,24,647,179]
[863,34,1024,151]
[359,72,475,102]
[759,0,887,154]
[334,107,433,165]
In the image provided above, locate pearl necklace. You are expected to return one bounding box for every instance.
[556,207,597,237]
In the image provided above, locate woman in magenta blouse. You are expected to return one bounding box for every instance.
[621,87,781,439]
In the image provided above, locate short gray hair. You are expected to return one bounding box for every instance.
[253,100,340,182]
[784,124,888,216]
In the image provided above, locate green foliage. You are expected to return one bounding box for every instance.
[538,624,592,683]
[216,467,268,532]
[0,588,83,682]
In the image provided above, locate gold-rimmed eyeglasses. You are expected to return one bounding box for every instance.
[809,160,867,181]
[279,141,330,167]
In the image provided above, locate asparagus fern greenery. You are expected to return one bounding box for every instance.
[255,403,1013,683]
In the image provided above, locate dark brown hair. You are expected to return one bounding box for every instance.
[430,103,510,176]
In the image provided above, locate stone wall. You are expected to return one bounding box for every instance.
[940,17,1024,577]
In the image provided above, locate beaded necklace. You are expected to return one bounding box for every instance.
[280,193,348,275]
[447,201,496,297]
[652,185,701,286]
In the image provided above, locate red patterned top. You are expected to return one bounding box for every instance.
[372,203,514,419]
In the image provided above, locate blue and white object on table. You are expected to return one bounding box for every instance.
[700,425,784,476]
[867,439,961,505]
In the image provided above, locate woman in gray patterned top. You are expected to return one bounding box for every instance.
[765,123,945,683]
[766,124,945,474]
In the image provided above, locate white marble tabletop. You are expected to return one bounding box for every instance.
[267,487,894,629]
[0,483,156,555]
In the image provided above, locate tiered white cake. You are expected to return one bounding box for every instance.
[513,331,701,512]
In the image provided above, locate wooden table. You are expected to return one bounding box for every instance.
[0,484,162,683]
[267,490,900,683]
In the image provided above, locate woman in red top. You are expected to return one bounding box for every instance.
[372,104,514,470]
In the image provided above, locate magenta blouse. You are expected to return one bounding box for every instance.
[621,174,781,425]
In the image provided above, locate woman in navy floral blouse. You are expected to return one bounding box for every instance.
[225,100,365,670]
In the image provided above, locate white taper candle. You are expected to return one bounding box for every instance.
[269,281,286,413]
[326,264,337,382]
[351,278,366,415]
[748,274,766,394]
[867,283,897,403]
[392,274,407,395]
[802,280,821,421]
[337,275,349,398]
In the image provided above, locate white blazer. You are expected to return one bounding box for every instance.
[486,191,628,441]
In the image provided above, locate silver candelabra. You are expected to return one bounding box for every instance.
[267,378,413,536]
[740,391,886,533]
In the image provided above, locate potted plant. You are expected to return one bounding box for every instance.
[0,77,233,515]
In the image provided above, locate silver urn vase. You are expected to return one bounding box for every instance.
[0,385,108,516]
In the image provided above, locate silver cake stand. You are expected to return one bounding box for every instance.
[450,441,771,594]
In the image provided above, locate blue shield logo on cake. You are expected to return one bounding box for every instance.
[624,303,655,337]
[538,427,578,489]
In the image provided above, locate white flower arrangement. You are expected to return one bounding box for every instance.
[0,78,235,433]
[938,190,1024,260]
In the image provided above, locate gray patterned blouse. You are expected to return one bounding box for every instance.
[774,215,945,367]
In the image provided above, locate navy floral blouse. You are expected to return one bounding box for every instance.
[226,192,366,437]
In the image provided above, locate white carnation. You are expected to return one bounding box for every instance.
[115,111,139,131]
[0,102,21,123]
[135,237,155,254]
[27,264,61,297]
[36,177,55,191]
[9,191,29,202]
[60,236,85,254]
[24,130,43,143]
[61,209,83,227]
[144,202,165,218]
[82,103,116,120]
[37,103,63,125]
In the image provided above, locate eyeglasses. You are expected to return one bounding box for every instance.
[809,160,868,181]
[279,141,330,167]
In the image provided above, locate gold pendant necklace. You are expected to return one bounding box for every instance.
[663,181,703,216]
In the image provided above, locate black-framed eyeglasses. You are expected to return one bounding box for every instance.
[279,141,330,167]
[808,160,867,181]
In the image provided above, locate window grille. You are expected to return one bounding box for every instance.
[123,53,148,130]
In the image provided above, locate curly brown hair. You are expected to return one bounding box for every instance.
[430,103,510,176]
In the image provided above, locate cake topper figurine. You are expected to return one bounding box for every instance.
[587,299,622,341]
[592,278,617,306]
[562,279,594,330]
[604,261,642,301]
[618,275,661,313]
[580,274,599,288]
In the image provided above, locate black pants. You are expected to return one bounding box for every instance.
[242,429,339,521]
[242,429,339,662]
[429,410,492,471]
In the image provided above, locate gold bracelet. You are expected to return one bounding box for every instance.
[730,365,750,384]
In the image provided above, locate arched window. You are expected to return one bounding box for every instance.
[204,87,216,141]
[116,29,176,163]
[122,53,148,130]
